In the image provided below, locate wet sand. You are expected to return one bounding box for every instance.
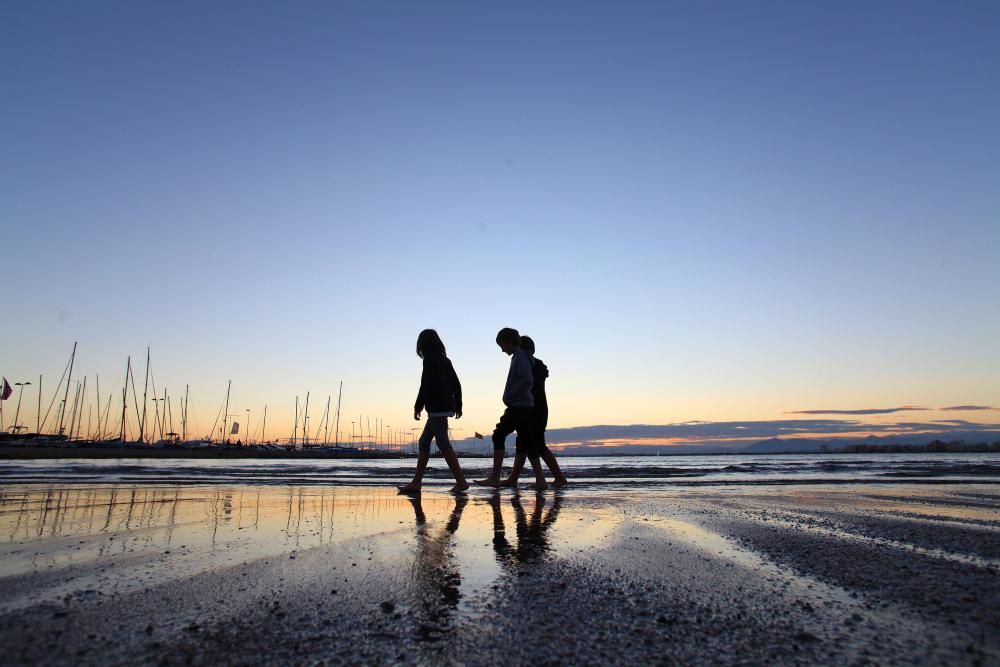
[1,483,997,665]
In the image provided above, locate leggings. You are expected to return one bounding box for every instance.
[418,416,453,455]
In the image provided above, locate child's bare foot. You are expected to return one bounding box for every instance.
[397,483,421,494]
[474,477,501,487]
[552,477,569,487]
[530,481,549,491]
[499,477,517,488]
[450,481,470,493]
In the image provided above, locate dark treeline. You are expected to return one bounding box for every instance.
[837,440,1000,454]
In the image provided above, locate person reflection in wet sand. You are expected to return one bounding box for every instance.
[405,493,468,642]
[489,490,562,567]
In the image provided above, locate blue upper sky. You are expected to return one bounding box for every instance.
[3,1,998,443]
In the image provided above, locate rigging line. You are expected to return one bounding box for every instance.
[128,361,142,438]
[313,400,330,441]
[100,394,113,440]
[188,392,203,442]
[205,389,224,441]
[253,408,266,442]
[39,354,72,434]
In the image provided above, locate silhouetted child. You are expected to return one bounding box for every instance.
[398,329,469,494]
[501,335,568,487]
[474,328,548,490]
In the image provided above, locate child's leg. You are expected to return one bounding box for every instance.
[430,416,469,492]
[533,410,565,483]
[442,449,469,492]
[501,453,526,486]
[398,420,433,492]
[527,456,548,490]
[474,448,505,486]
[519,410,548,490]
[541,447,568,485]
[475,410,516,486]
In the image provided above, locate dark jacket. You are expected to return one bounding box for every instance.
[532,357,549,418]
[414,350,462,415]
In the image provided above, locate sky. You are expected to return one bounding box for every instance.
[2,1,999,449]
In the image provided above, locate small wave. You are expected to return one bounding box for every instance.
[2,454,999,486]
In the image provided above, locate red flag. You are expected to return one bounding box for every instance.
[0,378,11,401]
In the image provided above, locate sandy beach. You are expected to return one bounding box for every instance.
[1,481,997,666]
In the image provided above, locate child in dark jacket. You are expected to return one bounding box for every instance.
[398,329,469,494]
[475,328,548,490]
[501,335,568,487]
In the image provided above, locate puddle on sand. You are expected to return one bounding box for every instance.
[394,489,624,618]
[0,484,622,618]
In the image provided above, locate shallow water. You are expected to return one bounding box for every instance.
[0,483,629,623]
[2,452,999,486]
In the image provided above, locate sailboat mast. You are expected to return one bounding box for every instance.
[293,396,299,446]
[95,375,100,441]
[334,381,342,448]
[324,396,331,445]
[37,375,42,435]
[160,388,167,440]
[167,393,174,440]
[152,388,161,441]
[75,376,87,440]
[140,347,150,444]
[182,384,189,442]
[222,380,231,444]
[120,356,131,441]
[303,392,310,447]
[59,341,78,436]
[261,404,267,444]
[101,394,112,440]
[67,382,81,440]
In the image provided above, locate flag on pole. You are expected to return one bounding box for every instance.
[230,422,240,434]
[1,378,11,401]
[474,432,484,439]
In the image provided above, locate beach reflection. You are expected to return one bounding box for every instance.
[0,484,617,616]
[489,491,562,566]
[404,493,467,641]
[0,484,417,580]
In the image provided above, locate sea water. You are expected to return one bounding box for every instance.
[2,452,998,486]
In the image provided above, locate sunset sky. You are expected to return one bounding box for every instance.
[3,1,998,449]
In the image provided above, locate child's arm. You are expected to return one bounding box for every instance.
[449,360,463,418]
[414,357,429,419]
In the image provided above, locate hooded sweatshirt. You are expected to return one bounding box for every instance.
[502,348,534,408]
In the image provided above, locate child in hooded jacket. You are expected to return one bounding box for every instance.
[501,335,568,487]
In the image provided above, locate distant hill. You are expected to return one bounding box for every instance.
[742,438,832,454]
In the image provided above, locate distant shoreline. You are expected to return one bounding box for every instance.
[0,446,419,460]
[1,445,996,460]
